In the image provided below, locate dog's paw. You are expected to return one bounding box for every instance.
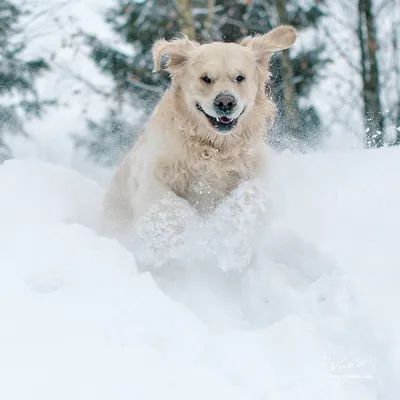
[133,193,198,268]
[199,178,271,271]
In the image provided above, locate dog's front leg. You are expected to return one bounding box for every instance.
[102,157,136,236]
[102,158,178,234]
[133,176,196,268]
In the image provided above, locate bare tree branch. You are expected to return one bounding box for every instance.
[53,62,111,97]
[126,78,164,94]
[323,26,361,73]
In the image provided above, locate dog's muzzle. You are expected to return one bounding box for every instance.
[196,103,244,134]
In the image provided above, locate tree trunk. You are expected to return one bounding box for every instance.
[393,0,400,145]
[276,0,298,137]
[358,0,384,148]
[177,0,195,39]
[206,0,215,35]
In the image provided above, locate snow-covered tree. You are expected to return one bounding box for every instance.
[0,0,53,162]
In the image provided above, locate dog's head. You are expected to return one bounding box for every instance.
[153,26,296,136]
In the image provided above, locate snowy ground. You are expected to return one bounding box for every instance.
[1,145,399,399]
[1,1,399,398]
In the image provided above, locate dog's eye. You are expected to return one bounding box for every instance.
[235,75,245,83]
[201,75,212,84]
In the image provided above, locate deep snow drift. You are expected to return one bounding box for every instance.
[1,147,400,399]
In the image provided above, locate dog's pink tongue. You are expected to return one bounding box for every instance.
[218,116,233,124]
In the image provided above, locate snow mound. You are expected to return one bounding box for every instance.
[1,150,399,399]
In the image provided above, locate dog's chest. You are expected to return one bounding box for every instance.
[156,154,256,215]
[184,169,241,214]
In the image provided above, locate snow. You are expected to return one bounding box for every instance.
[1,145,400,399]
[1,0,399,398]
[10,0,138,158]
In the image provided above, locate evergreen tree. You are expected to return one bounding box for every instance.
[0,0,53,162]
[87,0,180,114]
[82,0,329,163]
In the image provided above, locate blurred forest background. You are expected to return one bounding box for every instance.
[0,0,399,166]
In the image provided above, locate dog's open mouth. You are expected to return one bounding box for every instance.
[196,103,239,133]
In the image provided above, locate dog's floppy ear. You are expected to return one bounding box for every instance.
[152,37,199,74]
[240,25,296,64]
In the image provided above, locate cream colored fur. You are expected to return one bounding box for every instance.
[103,25,296,232]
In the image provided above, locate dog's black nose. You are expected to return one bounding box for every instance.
[214,94,237,113]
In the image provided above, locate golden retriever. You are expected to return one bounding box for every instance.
[103,26,296,232]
